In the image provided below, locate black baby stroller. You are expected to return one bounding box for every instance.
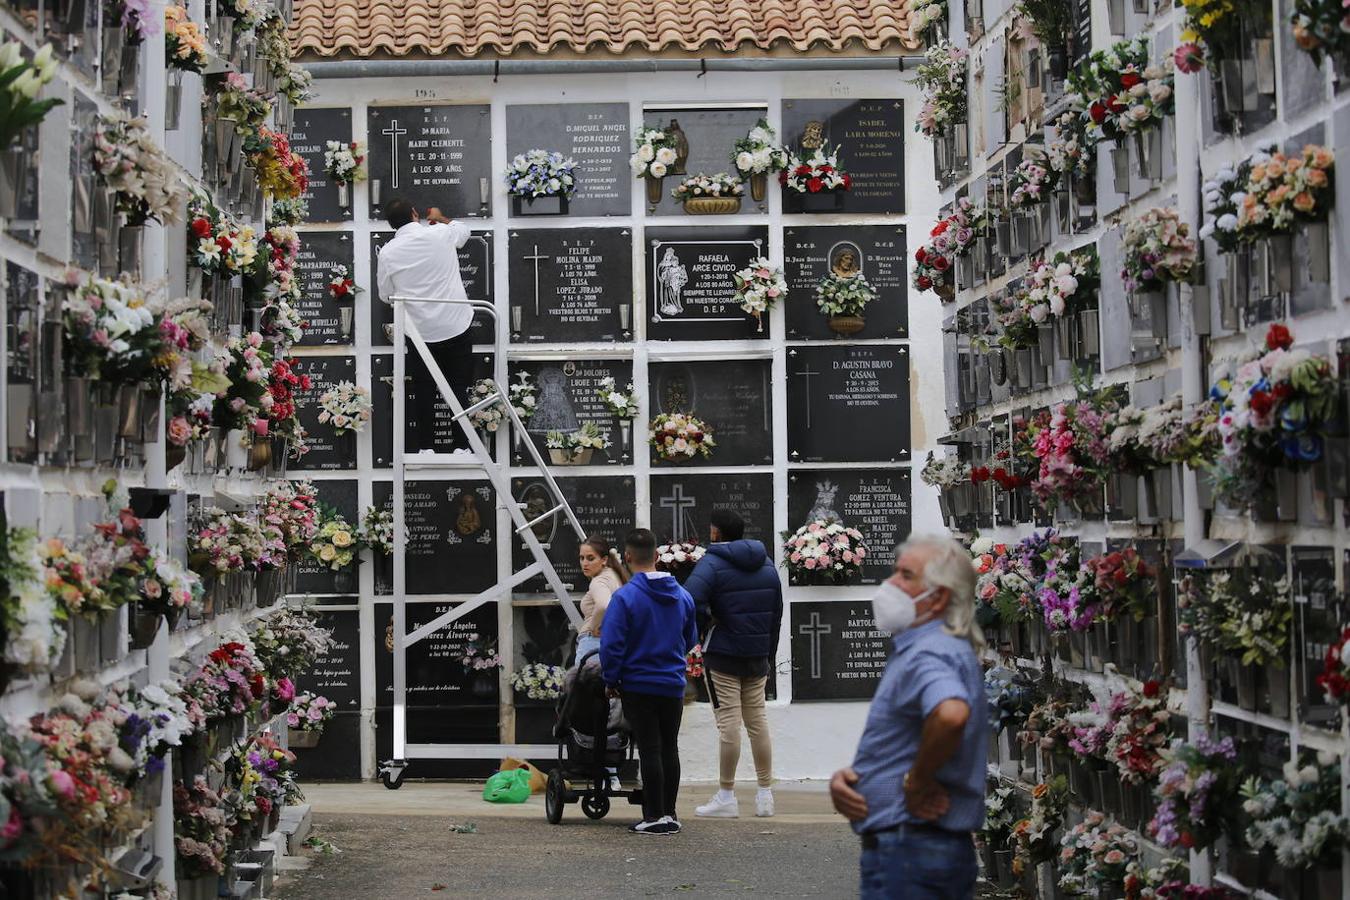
[544,651,642,823]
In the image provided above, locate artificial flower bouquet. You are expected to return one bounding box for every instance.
[656,541,706,576]
[0,41,59,151]
[731,259,787,325]
[780,143,852,193]
[251,607,335,681]
[780,518,868,585]
[1241,753,1350,868]
[327,264,360,304]
[218,0,270,31]
[1291,0,1350,65]
[649,412,716,462]
[1070,679,1173,786]
[1083,547,1157,622]
[460,635,501,671]
[671,172,744,202]
[914,41,968,139]
[288,692,336,733]
[466,378,506,433]
[0,527,66,676]
[265,355,310,448]
[1035,544,1096,633]
[183,639,268,722]
[308,512,362,571]
[815,273,876,318]
[1011,776,1070,875]
[212,332,274,435]
[730,119,790,176]
[1148,735,1242,851]
[1177,565,1291,666]
[164,5,207,73]
[174,775,234,877]
[505,149,578,198]
[141,552,202,613]
[361,506,395,556]
[907,0,947,45]
[187,197,258,275]
[546,423,611,459]
[261,481,320,560]
[323,140,368,186]
[981,782,1018,849]
[629,128,680,180]
[316,380,372,436]
[94,114,187,226]
[189,507,265,576]
[1068,38,1175,143]
[1121,206,1197,293]
[215,71,272,130]
[912,198,986,296]
[1021,248,1100,321]
[596,376,640,419]
[243,126,309,200]
[510,663,566,701]
[1046,110,1094,181]
[61,272,159,387]
[508,371,538,424]
[919,451,971,488]
[1020,389,1118,507]
[1057,812,1140,896]
[1009,152,1058,208]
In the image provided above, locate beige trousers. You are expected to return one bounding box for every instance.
[709,669,773,790]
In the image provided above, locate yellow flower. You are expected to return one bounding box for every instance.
[332,530,353,548]
[319,545,336,562]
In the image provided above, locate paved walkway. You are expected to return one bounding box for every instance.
[275,781,859,899]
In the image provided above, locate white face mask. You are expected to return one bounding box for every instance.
[871,581,935,635]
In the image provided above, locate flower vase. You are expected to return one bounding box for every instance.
[1035,323,1055,361]
[177,876,219,900]
[1054,315,1076,359]
[512,194,568,216]
[247,436,272,472]
[128,604,162,650]
[645,175,663,206]
[827,315,866,336]
[797,189,844,213]
[117,384,142,440]
[374,552,394,593]
[989,350,1007,386]
[165,441,187,472]
[683,196,741,215]
[750,172,767,202]
[288,728,322,749]
[339,305,354,342]
[1078,308,1101,357]
[471,671,497,699]
[337,181,350,208]
[224,428,250,469]
[1013,349,1033,390]
[166,69,183,131]
[934,281,955,302]
[549,447,593,466]
[1261,663,1290,719]
[255,568,284,608]
[332,566,356,595]
[1235,661,1259,711]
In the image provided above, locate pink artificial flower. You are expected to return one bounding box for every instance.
[0,808,22,844]
[49,769,75,799]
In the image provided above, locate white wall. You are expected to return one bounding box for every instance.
[301,66,949,781]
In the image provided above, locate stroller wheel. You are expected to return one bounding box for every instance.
[545,769,565,825]
[581,793,610,820]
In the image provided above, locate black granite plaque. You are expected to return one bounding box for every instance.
[511,474,636,594]
[790,601,889,701]
[293,479,360,597]
[294,609,361,710]
[367,105,492,220]
[294,232,355,346]
[374,600,500,707]
[370,229,494,347]
[648,359,773,467]
[1295,546,1341,728]
[508,228,632,343]
[504,103,631,218]
[648,472,774,546]
[291,712,361,779]
[641,107,770,217]
[784,225,909,339]
[515,604,577,672]
[781,99,905,214]
[786,345,910,462]
[372,480,497,595]
[646,226,770,341]
[371,351,495,466]
[291,107,354,223]
[511,359,635,466]
[291,355,358,471]
[788,470,911,585]
[5,262,37,463]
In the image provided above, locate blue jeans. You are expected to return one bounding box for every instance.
[859,825,977,900]
[574,633,601,665]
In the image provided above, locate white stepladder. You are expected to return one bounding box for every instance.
[378,294,586,790]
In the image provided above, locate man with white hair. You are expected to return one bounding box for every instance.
[829,535,987,899]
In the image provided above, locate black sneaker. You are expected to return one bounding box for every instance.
[629,818,678,835]
[660,815,682,834]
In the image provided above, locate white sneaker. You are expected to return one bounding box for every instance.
[659,814,683,834]
[695,793,740,818]
[756,789,774,817]
[608,776,622,793]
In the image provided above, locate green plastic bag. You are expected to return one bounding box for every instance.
[482,768,532,803]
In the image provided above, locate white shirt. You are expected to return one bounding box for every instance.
[376,221,473,343]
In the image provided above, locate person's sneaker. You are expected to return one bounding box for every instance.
[629,818,677,835]
[608,776,622,793]
[660,815,682,834]
[695,792,740,818]
[756,789,775,818]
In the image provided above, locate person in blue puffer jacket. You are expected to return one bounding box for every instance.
[683,509,784,820]
[601,528,699,836]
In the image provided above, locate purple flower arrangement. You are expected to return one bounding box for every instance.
[1147,735,1239,850]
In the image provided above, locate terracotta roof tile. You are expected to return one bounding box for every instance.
[289,0,918,58]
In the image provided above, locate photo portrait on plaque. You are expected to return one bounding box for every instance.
[781,98,905,215]
[646,226,771,341]
[784,225,909,339]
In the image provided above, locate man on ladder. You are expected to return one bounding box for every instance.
[376,196,476,452]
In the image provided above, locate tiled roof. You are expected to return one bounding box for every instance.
[289,0,918,59]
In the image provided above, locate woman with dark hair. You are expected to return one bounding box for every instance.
[574,535,628,663]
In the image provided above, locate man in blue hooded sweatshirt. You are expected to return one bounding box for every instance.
[601,528,699,835]
[683,509,783,819]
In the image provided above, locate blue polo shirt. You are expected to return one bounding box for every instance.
[850,619,987,835]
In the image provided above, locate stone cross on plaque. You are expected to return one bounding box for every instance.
[799,611,832,679]
[524,244,548,316]
[658,484,696,542]
[382,120,408,189]
[790,354,821,428]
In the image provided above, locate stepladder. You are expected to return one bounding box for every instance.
[379,294,586,789]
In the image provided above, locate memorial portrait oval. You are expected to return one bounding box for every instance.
[828,241,864,278]
[451,488,486,538]
[517,481,559,546]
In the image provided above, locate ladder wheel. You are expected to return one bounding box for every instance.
[381,770,404,790]
[545,769,565,824]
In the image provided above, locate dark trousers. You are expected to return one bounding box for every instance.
[408,331,475,452]
[622,690,684,822]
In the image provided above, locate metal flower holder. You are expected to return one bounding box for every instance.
[1133,126,1161,182]
[1078,308,1101,357]
[166,70,184,131]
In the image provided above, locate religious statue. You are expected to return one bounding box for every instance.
[801,120,825,150]
[830,244,863,278]
[668,119,689,175]
[455,493,482,536]
[808,480,841,522]
[661,374,690,414]
[657,247,688,316]
[520,484,557,542]
[527,367,580,434]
